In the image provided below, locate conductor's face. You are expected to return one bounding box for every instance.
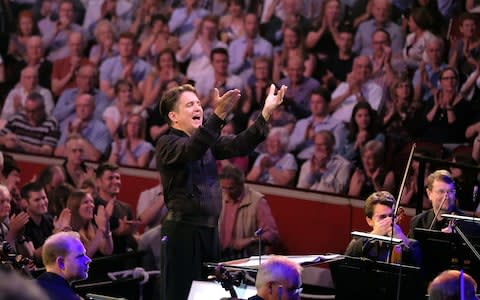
[427,179,456,215]
[169,91,203,136]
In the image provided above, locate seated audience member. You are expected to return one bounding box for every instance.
[99,32,152,100]
[54,63,110,125]
[142,48,186,111]
[94,163,137,253]
[67,190,113,257]
[232,56,274,132]
[136,174,167,230]
[168,0,208,48]
[381,77,422,154]
[137,15,179,66]
[249,255,303,300]
[8,10,39,61]
[218,0,245,45]
[409,170,480,237]
[22,182,72,263]
[108,113,154,168]
[297,131,351,194]
[402,7,435,70]
[195,47,244,111]
[1,66,54,122]
[329,56,384,124]
[278,54,321,119]
[305,0,343,62]
[353,0,404,56]
[60,134,93,188]
[348,140,395,198]
[228,13,273,82]
[419,67,470,144]
[246,127,298,186]
[412,37,448,102]
[428,270,478,300]
[216,121,250,173]
[338,102,384,166]
[177,14,226,81]
[0,92,60,156]
[36,231,92,300]
[219,165,279,260]
[38,0,83,62]
[11,35,52,90]
[369,29,406,89]
[47,183,74,219]
[36,165,66,196]
[103,79,143,139]
[325,27,356,85]
[50,31,90,97]
[1,155,23,213]
[449,13,480,80]
[88,20,118,66]
[55,93,112,161]
[345,191,421,266]
[0,184,31,257]
[273,23,316,84]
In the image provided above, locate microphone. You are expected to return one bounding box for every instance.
[85,294,127,300]
[254,228,263,237]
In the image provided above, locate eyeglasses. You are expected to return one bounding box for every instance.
[432,189,456,196]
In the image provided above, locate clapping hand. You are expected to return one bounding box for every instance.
[54,208,72,232]
[262,84,287,121]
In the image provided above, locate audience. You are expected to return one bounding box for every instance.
[297,130,351,194]
[219,165,279,260]
[67,189,113,257]
[0,92,60,156]
[94,163,137,253]
[2,3,480,297]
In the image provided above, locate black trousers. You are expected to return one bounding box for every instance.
[160,220,220,300]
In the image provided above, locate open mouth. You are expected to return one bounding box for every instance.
[192,116,201,121]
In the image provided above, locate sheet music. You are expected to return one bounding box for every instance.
[228,254,343,268]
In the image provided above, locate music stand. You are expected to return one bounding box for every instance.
[329,256,423,300]
[414,227,480,284]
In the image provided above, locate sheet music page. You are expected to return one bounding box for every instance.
[229,254,343,267]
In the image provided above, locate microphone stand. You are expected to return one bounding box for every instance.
[388,143,416,300]
[255,228,263,267]
[160,236,168,300]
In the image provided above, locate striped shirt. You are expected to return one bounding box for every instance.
[0,113,60,150]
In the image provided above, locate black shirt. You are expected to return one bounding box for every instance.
[155,114,268,219]
[37,272,81,300]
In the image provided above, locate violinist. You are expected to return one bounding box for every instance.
[409,169,480,237]
[345,191,421,266]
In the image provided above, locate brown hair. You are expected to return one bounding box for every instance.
[159,84,197,125]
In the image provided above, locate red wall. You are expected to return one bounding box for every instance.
[12,154,413,255]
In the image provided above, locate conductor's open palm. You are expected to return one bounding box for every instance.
[263,84,287,120]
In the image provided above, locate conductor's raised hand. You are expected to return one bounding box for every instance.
[262,84,287,121]
[213,88,241,120]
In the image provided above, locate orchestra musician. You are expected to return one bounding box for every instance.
[345,191,421,266]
